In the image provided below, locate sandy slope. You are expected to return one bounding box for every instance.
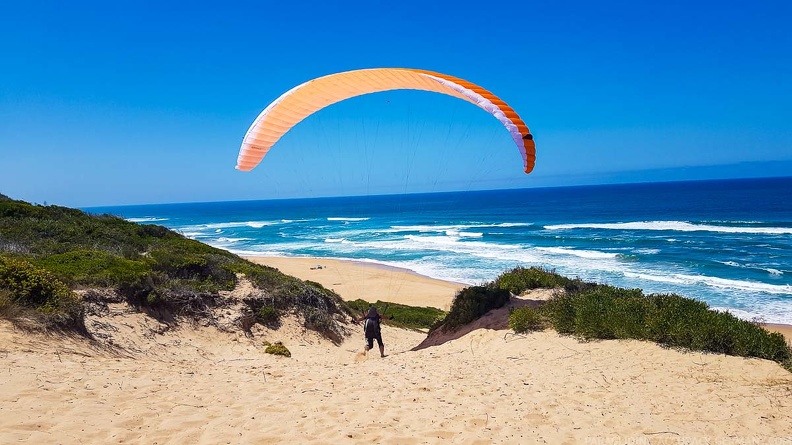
[1,258,791,443]
[2,290,791,444]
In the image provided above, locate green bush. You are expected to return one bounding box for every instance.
[256,305,279,324]
[0,289,17,318]
[432,285,510,333]
[540,289,791,364]
[494,266,571,294]
[509,307,545,333]
[263,341,291,357]
[0,256,84,331]
[0,195,356,338]
[33,250,151,287]
[0,256,74,310]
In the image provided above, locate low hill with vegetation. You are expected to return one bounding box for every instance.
[0,193,352,340]
[431,266,792,372]
[2,193,790,372]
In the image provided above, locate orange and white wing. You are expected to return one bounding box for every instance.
[236,68,535,174]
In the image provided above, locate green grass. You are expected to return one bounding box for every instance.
[347,299,446,331]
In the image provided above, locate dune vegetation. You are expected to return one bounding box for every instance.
[0,193,351,339]
[497,267,792,372]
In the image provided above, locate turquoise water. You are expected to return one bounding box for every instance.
[87,177,792,324]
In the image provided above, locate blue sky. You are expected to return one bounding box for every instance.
[1,0,790,207]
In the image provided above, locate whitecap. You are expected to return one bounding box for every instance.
[327,217,370,222]
[633,248,660,255]
[126,217,169,223]
[536,246,619,259]
[544,221,792,235]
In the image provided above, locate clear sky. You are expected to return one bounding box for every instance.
[2,0,790,207]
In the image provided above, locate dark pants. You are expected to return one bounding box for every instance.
[366,333,384,349]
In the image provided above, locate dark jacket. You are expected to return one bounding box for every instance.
[362,307,382,337]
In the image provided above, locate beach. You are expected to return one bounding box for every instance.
[2,256,791,444]
[248,256,465,311]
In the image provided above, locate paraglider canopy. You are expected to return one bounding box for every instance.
[236,68,536,174]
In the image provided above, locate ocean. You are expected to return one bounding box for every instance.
[86,177,792,324]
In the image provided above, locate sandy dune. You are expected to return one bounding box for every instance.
[1,258,791,444]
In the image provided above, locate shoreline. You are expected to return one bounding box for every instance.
[764,323,792,344]
[246,255,465,311]
[246,255,792,343]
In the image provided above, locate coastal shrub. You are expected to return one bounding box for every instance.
[347,299,446,331]
[541,289,792,365]
[0,194,365,338]
[33,250,151,287]
[149,249,236,291]
[432,285,510,333]
[230,262,296,291]
[0,288,17,318]
[256,305,279,325]
[0,256,85,331]
[494,266,571,294]
[303,307,338,338]
[509,307,546,333]
[263,341,291,357]
[241,276,349,341]
[569,286,647,340]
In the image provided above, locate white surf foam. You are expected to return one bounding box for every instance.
[623,271,689,285]
[535,247,619,260]
[545,221,792,235]
[181,221,281,231]
[711,304,792,325]
[215,237,252,243]
[633,248,660,255]
[126,217,169,223]
[675,274,792,294]
[227,248,287,257]
[390,222,532,233]
[445,230,483,238]
[625,271,792,295]
[718,261,742,268]
[327,217,370,222]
